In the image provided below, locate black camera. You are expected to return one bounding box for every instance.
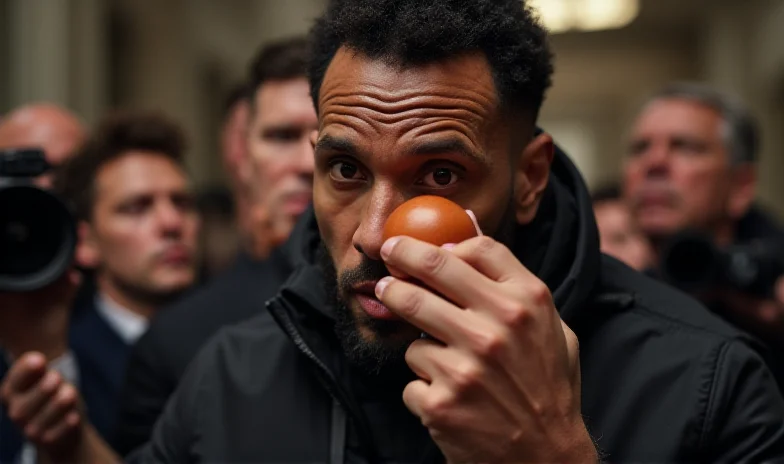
[0,148,76,292]
[660,230,784,299]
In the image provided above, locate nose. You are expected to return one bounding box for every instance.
[639,142,671,178]
[157,200,186,238]
[352,184,403,261]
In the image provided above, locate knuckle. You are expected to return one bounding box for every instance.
[41,431,60,446]
[421,392,454,427]
[530,281,553,307]
[7,405,23,423]
[41,371,62,394]
[450,360,483,390]
[58,384,77,405]
[473,328,507,359]
[399,288,425,317]
[498,299,533,328]
[418,247,447,277]
[472,235,497,256]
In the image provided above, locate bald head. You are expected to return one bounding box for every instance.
[0,103,87,170]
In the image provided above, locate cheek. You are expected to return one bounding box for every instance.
[622,162,643,190]
[313,179,366,270]
[674,162,725,197]
[100,219,155,259]
[183,216,200,245]
[469,176,513,232]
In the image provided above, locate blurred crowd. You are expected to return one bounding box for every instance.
[0,1,783,462]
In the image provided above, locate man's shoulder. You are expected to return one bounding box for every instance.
[178,310,300,394]
[133,253,292,379]
[144,254,288,342]
[597,255,759,348]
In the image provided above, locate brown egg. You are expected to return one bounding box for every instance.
[383,195,478,246]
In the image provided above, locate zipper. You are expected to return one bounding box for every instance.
[266,297,378,462]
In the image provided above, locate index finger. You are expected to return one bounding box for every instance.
[449,236,532,283]
[1,352,48,398]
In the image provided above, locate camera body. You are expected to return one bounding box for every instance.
[0,148,76,292]
[660,230,784,299]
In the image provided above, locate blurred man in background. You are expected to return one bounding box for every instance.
[194,85,253,281]
[0,103,87,188]
[592,183,653,271]
[1,110,198,464]
[115,36,318,456]
[623,82,783,384]
[0,102,90,464]
[62,111,198,436]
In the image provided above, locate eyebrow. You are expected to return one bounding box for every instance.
[315,134,487,164]
[314,135,360,157]
[410,138,486,163]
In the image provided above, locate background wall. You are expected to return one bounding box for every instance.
[1,0,782,214]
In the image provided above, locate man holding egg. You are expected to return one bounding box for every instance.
[131,0,784,462]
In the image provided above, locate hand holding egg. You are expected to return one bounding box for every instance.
[376,196,586,464]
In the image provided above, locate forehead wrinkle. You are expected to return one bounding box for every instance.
[322,111,382,137]
[321,88,494,120]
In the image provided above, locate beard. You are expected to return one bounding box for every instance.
[319,198,517,375]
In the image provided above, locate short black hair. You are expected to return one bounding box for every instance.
[591,183,622,204]
[247,36,310,102]
[55,110,187,222]
[308,0,554,118]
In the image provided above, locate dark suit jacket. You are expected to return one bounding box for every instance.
[69,297,133,442]
[114,251,293,456]
[0,300,129,463]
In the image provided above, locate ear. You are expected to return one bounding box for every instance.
[727,164,757,220]
[514,132,554,224]
[75,221,101,269]
[310,130,319,150]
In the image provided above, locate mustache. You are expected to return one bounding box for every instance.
[338,256,390,295]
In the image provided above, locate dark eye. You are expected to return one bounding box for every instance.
[628,140,649,157]
[119,197,151,215]
[264,128,301,142]
[329,161,364,181]
[421,168,458,188]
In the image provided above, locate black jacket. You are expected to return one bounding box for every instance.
[114,252,292,455]
[130,149,784,463]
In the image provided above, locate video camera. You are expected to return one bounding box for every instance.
[0,148,76,292]
[660,230,784,299]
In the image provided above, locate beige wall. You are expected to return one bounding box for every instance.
[700,0,784,216]
[540,29,699,188]
[1,0,781,218]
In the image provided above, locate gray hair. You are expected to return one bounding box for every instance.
[646,82,759,165]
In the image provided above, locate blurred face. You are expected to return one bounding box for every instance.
[313,48,551,369]
[594,200,653,271]
[246,78,318,238]
[623,99,741,241]
[0,108,86,188]
[85,152,199,300]
[221,100,250,188]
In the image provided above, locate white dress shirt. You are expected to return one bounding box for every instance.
[95,293,149,345]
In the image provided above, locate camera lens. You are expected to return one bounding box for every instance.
[0,185,76,291]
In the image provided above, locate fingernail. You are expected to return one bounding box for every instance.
[25,352,45,368]
[442,243,456,250]
[375,276,395,298]
[380,236,402,260]
[465,210,483,236]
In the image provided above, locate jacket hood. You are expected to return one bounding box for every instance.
[275,140,602,326]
